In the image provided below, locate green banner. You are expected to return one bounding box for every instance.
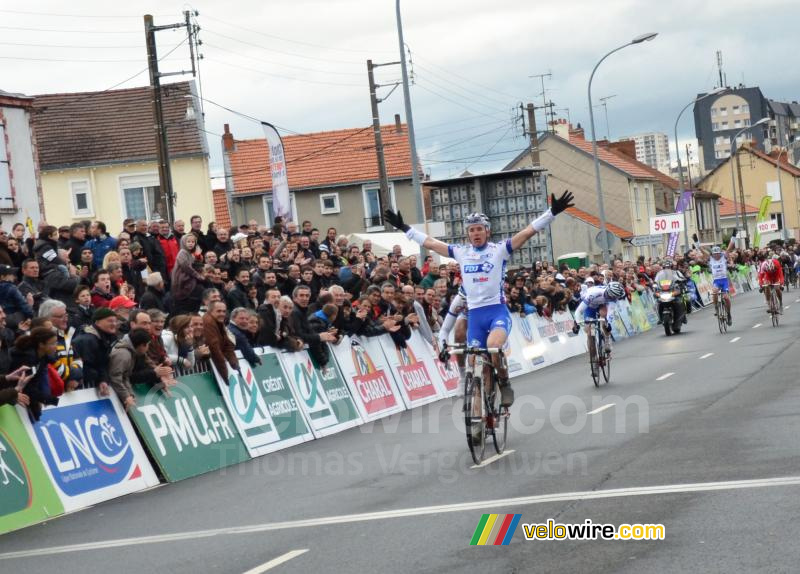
[0,405,64,534]
[129,373,250,482]
[628,292,653,333]
[277,350,361,438]
[250,352,313,444]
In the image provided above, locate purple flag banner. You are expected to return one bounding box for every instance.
[666,190,693,257]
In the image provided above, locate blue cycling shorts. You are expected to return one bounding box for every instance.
[467,304,512,348]
[583,306,600,321]
[713,278,729,293]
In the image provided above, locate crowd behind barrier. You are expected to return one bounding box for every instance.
[0,212,774,533]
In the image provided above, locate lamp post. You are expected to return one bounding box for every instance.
[588,32,657,264]
[728,117,770,246]
[673,87,725,251]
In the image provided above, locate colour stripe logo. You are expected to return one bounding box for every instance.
[470,514,521,546]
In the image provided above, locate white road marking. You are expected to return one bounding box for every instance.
[752,324,761,329]
[785,306,791,310]
[587,403,616,415]
[470,449,515,469]
[4,476,800,561]
[699,353,714,360]
[730,337,741,343]
[656,372,674,381]
[242,550,308,574]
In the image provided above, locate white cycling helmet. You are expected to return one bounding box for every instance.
[464,212,490,230]
[711,246,722,255]
[604,281,625,300]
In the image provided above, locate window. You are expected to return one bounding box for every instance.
[633,185,641,219]
[732,105,740,114]
[70,179,93,216]
[0,123,12,210]
[719,107,728,116]
[362,183,396,231]
[119,173,165,220]
[710,108,717,117]
[744,118,751,127]
[319,192,340,215]
[742,104,750,114]
[734,119,742,128]
[712,122,720,131]
[263,192,298,226]
[721,121,729,129]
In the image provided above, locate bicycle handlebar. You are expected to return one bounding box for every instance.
[446,345,503,356]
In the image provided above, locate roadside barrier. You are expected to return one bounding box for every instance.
[3,266,758,533]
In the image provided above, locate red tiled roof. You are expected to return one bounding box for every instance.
[32,81,205,169]
[564,206,633,239]
[212,188,231,229]
[718,196,758,217]
[750,147,800,177]
[228,125,412,194]
[568,136,656,180]
[605,147,680,190]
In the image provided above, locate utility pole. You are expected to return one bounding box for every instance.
[529,71,553,132]
[143,12,196,225]
[735,149,748,248]
[525,103,540,166]
[367,59,393,230]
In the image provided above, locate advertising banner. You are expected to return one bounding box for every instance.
[627,292,653,333]
[20,389,159,512]
[130,373,250,482]
[329,335,406,421]
[0,405,63,534]
[261,122,291,221]
[505,313,536,377]
[277,348,362,438]
[371,334,442,408]
[213,353,313,457]
[404,330,457,397]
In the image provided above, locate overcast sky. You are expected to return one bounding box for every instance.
[2,0,798,180]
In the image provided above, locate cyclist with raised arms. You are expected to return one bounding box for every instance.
[698,235,735,326]
[384,190,574,407]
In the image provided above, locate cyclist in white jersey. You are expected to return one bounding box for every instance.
[384,190,574,406]
[572,282,626,340]
[700,238,735,325]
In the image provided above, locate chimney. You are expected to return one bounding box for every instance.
[550,118,570,140]
[569,122,585,141]
[608,140,637,160]
[222,123,235,152]
[394,114,402,133]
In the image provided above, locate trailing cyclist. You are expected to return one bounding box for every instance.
[571,281,627,348]
[758,256,784,313]
[385,190,575,407]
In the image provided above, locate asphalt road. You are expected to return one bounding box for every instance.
[2,289,800,573]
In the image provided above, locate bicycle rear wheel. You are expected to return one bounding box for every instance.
[464,373,485,465]
[771,291,780,327]
[599,332,611,384]
[488,385,508,454]
[717,301,727,333]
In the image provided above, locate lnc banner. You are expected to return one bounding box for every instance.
[667,190,693,257]
[262,122,291,221]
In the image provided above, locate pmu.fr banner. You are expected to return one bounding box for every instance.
[275,348,362,438]
[0,405,63,534]
[213,353,313,458]
[329,335,405,422]
[20,389,159,512]
[370,334,441,408]
[129,373,250,482]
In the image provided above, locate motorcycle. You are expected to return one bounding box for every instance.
[657,279,687,336]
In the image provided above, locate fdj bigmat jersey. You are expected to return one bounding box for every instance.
[448,239,512,309]
[709,253,728,279]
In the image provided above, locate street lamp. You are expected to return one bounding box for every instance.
[673,87,725,251]
[729,117,771,245]
[588,32,658,264]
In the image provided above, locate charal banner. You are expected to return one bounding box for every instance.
[20,389,159,512]
[371,334,442,408]
[405,331,459,397]
[0,405,63,535]
[329,335,405,421]
[130,373,250,482]
[278,348,362,438]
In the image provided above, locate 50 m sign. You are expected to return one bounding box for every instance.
[650,213,684,235]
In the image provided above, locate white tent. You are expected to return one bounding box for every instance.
[345,232,455,263]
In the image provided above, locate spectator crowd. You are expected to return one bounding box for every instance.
[0,213,784,420]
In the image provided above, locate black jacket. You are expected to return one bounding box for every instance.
[73,325,119,389]
[68,304,94,333]
[228,324,261,366]
[65,236,86,265]
[226,282,252,311]
[139,286,168,313]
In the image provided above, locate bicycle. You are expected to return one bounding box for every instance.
[783,265,792,292]
[584,317,611,387]
[713,292,730,333]
[763,284,781,327]
[447,345,509,465]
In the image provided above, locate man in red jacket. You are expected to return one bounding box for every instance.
[157,221,179,277]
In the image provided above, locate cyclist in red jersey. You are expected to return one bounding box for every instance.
[758,257,784,313]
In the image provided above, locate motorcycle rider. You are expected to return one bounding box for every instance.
[654,259,688,324]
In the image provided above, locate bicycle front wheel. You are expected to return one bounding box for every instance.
[464,373,485,465]
[489,383,508,455]
[717,302,727,333]
[588,332,600,387]
[771,292,780,327]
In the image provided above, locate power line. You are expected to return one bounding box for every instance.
[411,52,528,101]
[0,8,171,18]
[202,42,363,76]
[0,55,180,63]
[425,124,513,154]
[415,118,509,141]
[0,41,159,49]
[0,24,140,34]
[414,81,507,120]
[413,72,510,114]
[413,63,512,109]
[464,127,515,170]
[203,57,364,87]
